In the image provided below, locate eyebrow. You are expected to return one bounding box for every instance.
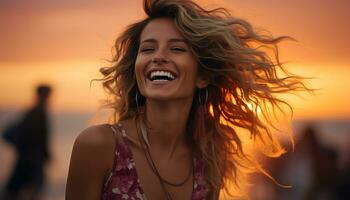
[140,38,187,44]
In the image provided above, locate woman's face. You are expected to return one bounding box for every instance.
[135,18,207,102]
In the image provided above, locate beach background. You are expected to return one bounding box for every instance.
[1,0,349,199]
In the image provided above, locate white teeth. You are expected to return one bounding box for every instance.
[149,70,175,80]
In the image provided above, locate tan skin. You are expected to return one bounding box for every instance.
[66,18,208,200]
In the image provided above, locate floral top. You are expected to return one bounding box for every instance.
[101,123,210,200]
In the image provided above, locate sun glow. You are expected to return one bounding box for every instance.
[0,60,106,113]
[246,101,262,116]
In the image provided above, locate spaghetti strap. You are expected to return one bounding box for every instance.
[109,123,126,143]
[113,122,142,147]
[110,124,118,137]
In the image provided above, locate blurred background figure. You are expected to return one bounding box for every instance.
[1,85,52,200]
[335,135,350,200]
[250,123,345,200]
[299,124,339,200]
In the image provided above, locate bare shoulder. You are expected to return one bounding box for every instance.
[66,124,116,200]
[75,124,115,150]
[72,124,116,172]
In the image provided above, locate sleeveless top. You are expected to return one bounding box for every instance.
[101,123,210,200]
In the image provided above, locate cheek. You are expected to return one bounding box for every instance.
[134,56,145,78]
[134,57,145,89]
[182,56,199,77]
[176,53,197,68]
[186,54,198,70]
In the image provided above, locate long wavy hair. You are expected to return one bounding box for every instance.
[98,0,310,199]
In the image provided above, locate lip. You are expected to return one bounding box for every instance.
[148,79,177,86]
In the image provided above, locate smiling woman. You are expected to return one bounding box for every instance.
[65,0,310,199]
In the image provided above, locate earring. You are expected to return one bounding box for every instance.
[135,90,145,113]
[198,87,208,106]
[195,88,208,139]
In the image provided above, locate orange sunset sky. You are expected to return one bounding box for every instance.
[0,0,349,119]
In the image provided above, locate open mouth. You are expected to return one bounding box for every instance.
[148,70,177,82]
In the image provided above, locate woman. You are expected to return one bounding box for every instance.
[66,0,309,199]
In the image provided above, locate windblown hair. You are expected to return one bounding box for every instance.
[99,0,310,199]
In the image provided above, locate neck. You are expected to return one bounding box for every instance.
[142,98,193,159]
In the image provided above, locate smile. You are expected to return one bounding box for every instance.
[148,70,177,81]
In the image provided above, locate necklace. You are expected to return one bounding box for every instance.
[136,116,193,199]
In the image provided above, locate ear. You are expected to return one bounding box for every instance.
[196,75,209,89]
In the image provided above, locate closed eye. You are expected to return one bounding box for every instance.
[140,48,155,53]
[171,47,186,52]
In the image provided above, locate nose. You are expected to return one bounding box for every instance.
[151,57,170,64]
[151,46,170,64]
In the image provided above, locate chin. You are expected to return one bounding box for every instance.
[145,93,175,101]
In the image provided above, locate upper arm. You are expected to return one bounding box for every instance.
[66,124,115,200]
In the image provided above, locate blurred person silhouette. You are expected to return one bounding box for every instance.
[335,136,350,199]
[1,85,52,200]
[298,124,339,200]
[253,123,342,200]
